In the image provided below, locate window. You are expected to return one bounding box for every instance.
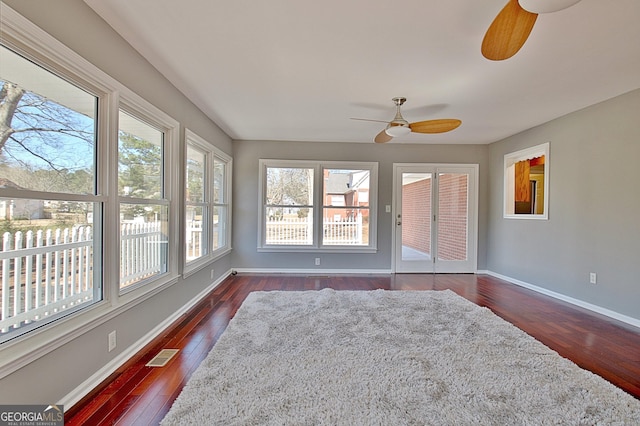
[0,5,180,365]
[0,44,102,340]
[504,143,549,219]
[118,109,170,290]
[322,167,372,247]
[185,130,232,274]
[259,160,377,252]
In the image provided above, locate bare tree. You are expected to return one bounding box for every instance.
[0,81,24,151]
[0,79,95,192]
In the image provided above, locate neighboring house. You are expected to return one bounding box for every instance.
[323,169,369,221]
[0,178,45,220]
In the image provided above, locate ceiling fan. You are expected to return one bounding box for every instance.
[481,0,583,61]
[351,97,461,143]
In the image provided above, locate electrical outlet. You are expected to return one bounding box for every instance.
[108,330,117,352]
[589,272,597,284]
[315,258,320,266]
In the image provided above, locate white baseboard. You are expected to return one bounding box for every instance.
[60,269,232,410]
[233,268,392,275]
[485,270,640,330]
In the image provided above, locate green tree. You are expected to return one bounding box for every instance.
[118,131,163,219]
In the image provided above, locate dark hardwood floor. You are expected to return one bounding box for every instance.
[65,273,640,425]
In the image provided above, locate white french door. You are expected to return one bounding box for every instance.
[393,164,478,273]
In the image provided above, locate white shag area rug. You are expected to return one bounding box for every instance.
[161,289,640,425]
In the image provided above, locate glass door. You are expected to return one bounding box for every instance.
[394,166,434,273]
[393,164,477,273]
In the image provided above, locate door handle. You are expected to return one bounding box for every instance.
[397,221,402,226]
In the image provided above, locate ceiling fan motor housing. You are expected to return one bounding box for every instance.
[518,0,582,14]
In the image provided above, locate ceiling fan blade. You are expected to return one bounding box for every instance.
[374,129,393,143]
[409,119,462,134]
[351,117,392,124]
[481,0,538,61]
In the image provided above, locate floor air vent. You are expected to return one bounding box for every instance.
[146,349,179,367]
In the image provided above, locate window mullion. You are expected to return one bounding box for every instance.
[315,164,323,248]
[207,150,214,256]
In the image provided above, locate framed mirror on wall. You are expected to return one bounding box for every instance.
[504,142,549,219]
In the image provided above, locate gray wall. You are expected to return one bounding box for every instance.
[232,140,489,272]
[1,0,233,404]
[487,89,640,320]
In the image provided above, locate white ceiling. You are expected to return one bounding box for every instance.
[83,0,640,145]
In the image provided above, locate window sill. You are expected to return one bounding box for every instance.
[183,247,232,279]
[257,246,377,254]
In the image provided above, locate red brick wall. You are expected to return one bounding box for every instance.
[402,178,431,255]
[437,173,468,261]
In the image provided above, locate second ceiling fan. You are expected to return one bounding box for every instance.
[481,0,583,61]
[352,97,461,144]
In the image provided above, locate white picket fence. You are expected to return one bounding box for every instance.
[265,215,363,245]
[1,216,363,332]
[0,222,164,332]
[186,220,203,261]
[120,222,165,287]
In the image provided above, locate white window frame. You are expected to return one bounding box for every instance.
[116,101,180,295]
[0,4,180,378]
[183,129,232,277]
[0,45,105,343]
[258,159,378,253]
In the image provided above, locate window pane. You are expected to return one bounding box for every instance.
[323,208,369,246]
[118,111,163,199]
[213,157,225,204]
[265,167,314,246]
[401,173,432,259]
[213,205,226,249]
[322,168,370,246]
[186,146,205,203]
[0,46,97,194]
[265,207,313,245]
[119,203,168,289]
[266,167,313,206]
[186,205,205,261]
[0,199,98,338]
[437,173,468,261]
[323,169,370,207]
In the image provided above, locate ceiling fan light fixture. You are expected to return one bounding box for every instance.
[518,0,582,14]
[385,124,411,137]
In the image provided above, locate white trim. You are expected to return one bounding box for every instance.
[485,270,640,330]
[59,269,233,410]
[233,268,392,275]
